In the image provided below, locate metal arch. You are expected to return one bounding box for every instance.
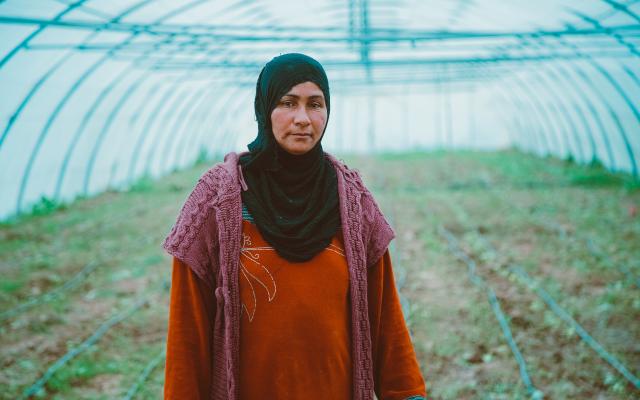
[135,3,298,177]
[569,62,634,170]
[85,1,282,190]
[492,81,552,156]
[143,53,240,177]
[180,86,253,167]
[2,0,156,197]
[541,64,598,161]
[508,71,572,158]
[440,0,633,162]
[421,3,556,156]
[125,81,189,183]
[156,73,254,175]
[208,89,255,156]
[497,74,557,156]
[0,54,66,149]
[168,85,230,168]
[14,0,212,213]
[51,0,114,20]
[80,74,170,194]
[89,75,202,191]
[0,0,91,69]
[17,51,123,211]
[0,0,155,148]
[126,81,236,182]
[11,26,637,57]
[143,51,637,72]
[83,2,258,194]
[124,64,243,180]
[3,15,637,48]
[535,53,617,166]
[58,0,237,199]
[89,78,163,187]
[515,21,620,167]
[569,8,639,174]
[144,57,516,82]
[112,80,166,182]
[125,73,236,182]
[120,45,253,184]
[463,4,590,161]
[581,63,640,176]
[141,0,370,180]
[551,34,639,175]
[522,35,604,162]
[2,0,636,214]
[171,85,245,167]
[139,86,204,177]
[441,3,558,154]
[519,37,594,162]
[518,57,587,162]
[500,91,541,153]
[511,16,625,169]
[33,0,350,200]
[155,85,215,171]
[78,44,208,192]
[574,8,640,57]
[553,64,617,168]
[490,37,627,167]
[586,60,639,175]
[433,1,633,164]
[162,78,253,172]
[600,0,640,24]
[622,63,640,88]
[84,0,247,193]
[491,89,539,153]
[172,87,228,167]
[53,68,147,200]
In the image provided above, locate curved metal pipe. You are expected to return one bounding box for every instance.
[14,0,209,213]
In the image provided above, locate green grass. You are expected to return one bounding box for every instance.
[1,150,638,399]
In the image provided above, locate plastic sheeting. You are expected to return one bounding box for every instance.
[1,0,639,220]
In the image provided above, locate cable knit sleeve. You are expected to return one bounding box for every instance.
[368,250,427,400]
[162,167,221,288]
[360,186,395,268]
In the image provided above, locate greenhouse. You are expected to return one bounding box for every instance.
[0,0,638,398]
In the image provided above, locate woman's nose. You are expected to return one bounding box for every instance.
[293,107,311,125]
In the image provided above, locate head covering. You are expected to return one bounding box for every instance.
[239,53,340,262]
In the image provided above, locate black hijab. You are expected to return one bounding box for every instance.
[239,53,340,263]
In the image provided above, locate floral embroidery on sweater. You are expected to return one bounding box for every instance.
[239,229,346,322]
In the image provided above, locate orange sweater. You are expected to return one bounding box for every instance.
[165,221,426,399]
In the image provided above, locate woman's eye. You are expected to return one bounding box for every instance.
[310,102,322,109]
[281,100,294,107]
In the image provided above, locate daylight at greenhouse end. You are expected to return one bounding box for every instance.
[0,1,639,399]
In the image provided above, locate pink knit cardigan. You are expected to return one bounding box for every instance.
[163,151,395,400]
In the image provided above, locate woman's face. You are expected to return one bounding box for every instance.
[270,81,327,155]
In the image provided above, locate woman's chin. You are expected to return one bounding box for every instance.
[285,148,310,155]
[281,143,314,155]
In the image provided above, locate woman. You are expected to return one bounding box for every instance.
[163,53,426,400]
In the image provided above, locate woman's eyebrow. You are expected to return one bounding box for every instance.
[281,94,324,99]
